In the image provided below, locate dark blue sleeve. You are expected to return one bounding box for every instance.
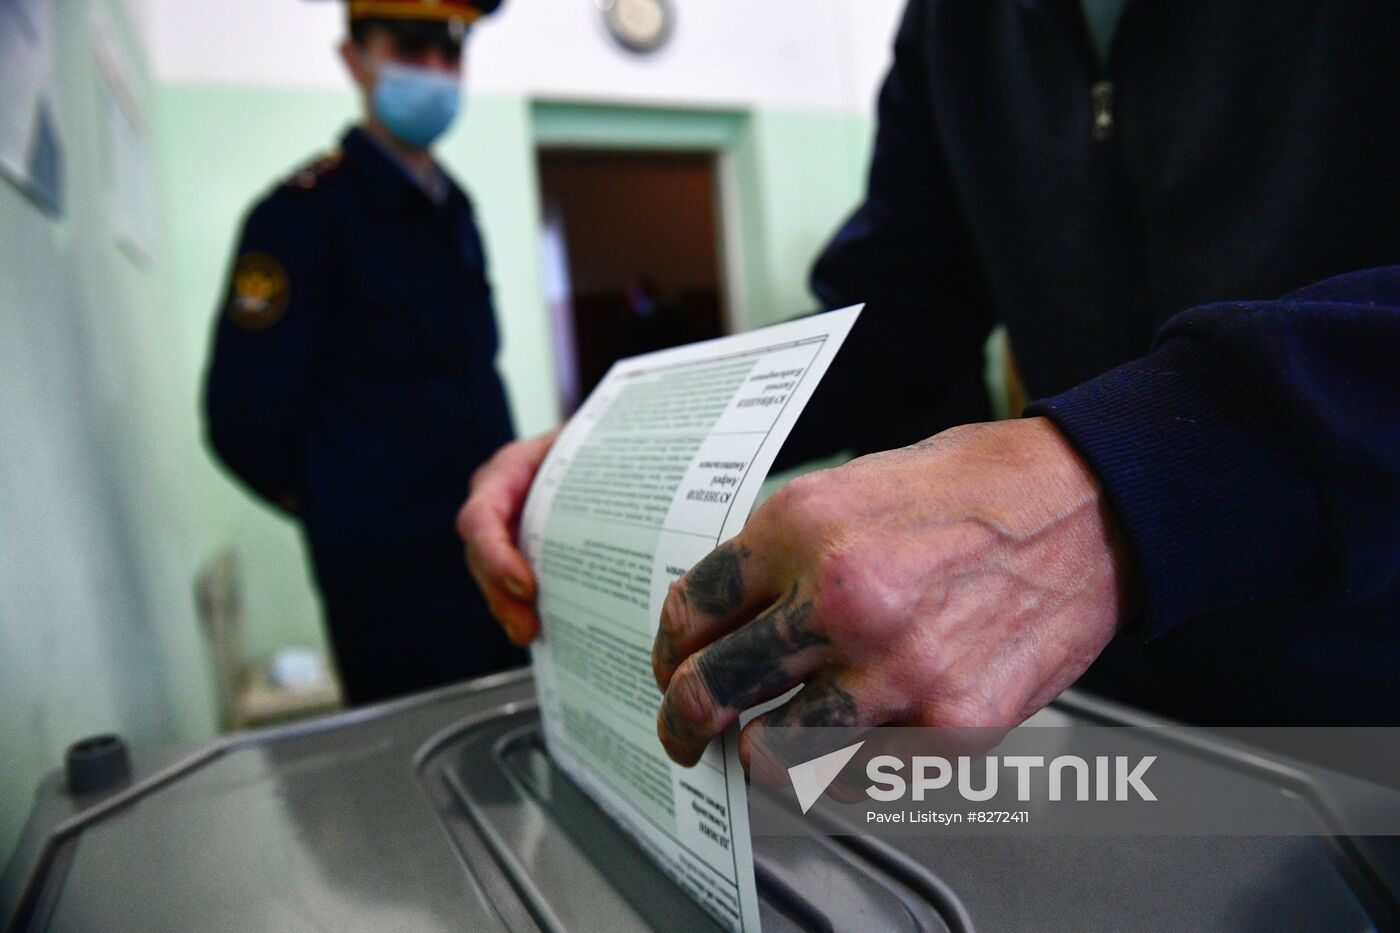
[202,192,326,512]
[1028,266,1400,638]
[781,0,996,466]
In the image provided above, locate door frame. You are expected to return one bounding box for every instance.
[530,101,755,337]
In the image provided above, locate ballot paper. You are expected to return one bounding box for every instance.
[522,305,861,932]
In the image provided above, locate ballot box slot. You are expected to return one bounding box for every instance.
[418,706,968,932]
[423,707,729,932]
[494,729,964,933]
[492,723,961,932]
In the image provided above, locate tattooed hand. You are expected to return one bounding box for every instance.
[652,417,1137,769]
[457,429,560,647]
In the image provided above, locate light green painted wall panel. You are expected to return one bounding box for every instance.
[741,109,872,326]
[0,0,220,865]
[440,96,561,435]
[533,102,746,151]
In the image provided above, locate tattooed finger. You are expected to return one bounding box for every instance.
[656,588,830,766]
[694,588,826,709]
[686,541,751,616]
[654,539,779,689]
[739,673,874,787]
[761,675,861,729]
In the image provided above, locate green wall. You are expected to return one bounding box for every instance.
[0,0,220,866]
[734,109,872,325]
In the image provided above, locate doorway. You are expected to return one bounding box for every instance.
[536,148,728,415]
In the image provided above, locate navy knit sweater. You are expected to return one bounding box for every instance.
[784,0,1400,724]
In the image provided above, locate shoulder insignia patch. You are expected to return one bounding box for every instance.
[227,252,290,330]
[287,149,344,191]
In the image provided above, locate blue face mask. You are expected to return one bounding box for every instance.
[372,63,461,149]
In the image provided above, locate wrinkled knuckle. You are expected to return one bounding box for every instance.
[813,544,902,639]
[812,542,855,594]
[812,547,861,629]
[670,659,720,728]
[650,642,669,687]
[763,471,833,531]
[660,578,693,638]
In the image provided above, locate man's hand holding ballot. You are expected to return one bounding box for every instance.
[463,411,1136,767]
[651,416,1134,768]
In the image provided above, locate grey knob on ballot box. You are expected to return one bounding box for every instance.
[65,734,132,795]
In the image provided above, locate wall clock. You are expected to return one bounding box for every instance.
[602,0,674,54]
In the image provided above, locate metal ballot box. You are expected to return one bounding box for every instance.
[4,669,1397,932]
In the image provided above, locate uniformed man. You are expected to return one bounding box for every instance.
[203,0,524,706]
[459,0,1400,762]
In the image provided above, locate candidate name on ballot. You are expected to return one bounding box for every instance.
[520,306,862,933]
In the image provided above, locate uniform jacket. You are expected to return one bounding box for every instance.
[203,128,515,549]
[793,0,1400,723]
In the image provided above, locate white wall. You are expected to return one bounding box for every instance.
[140,0,905,115]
